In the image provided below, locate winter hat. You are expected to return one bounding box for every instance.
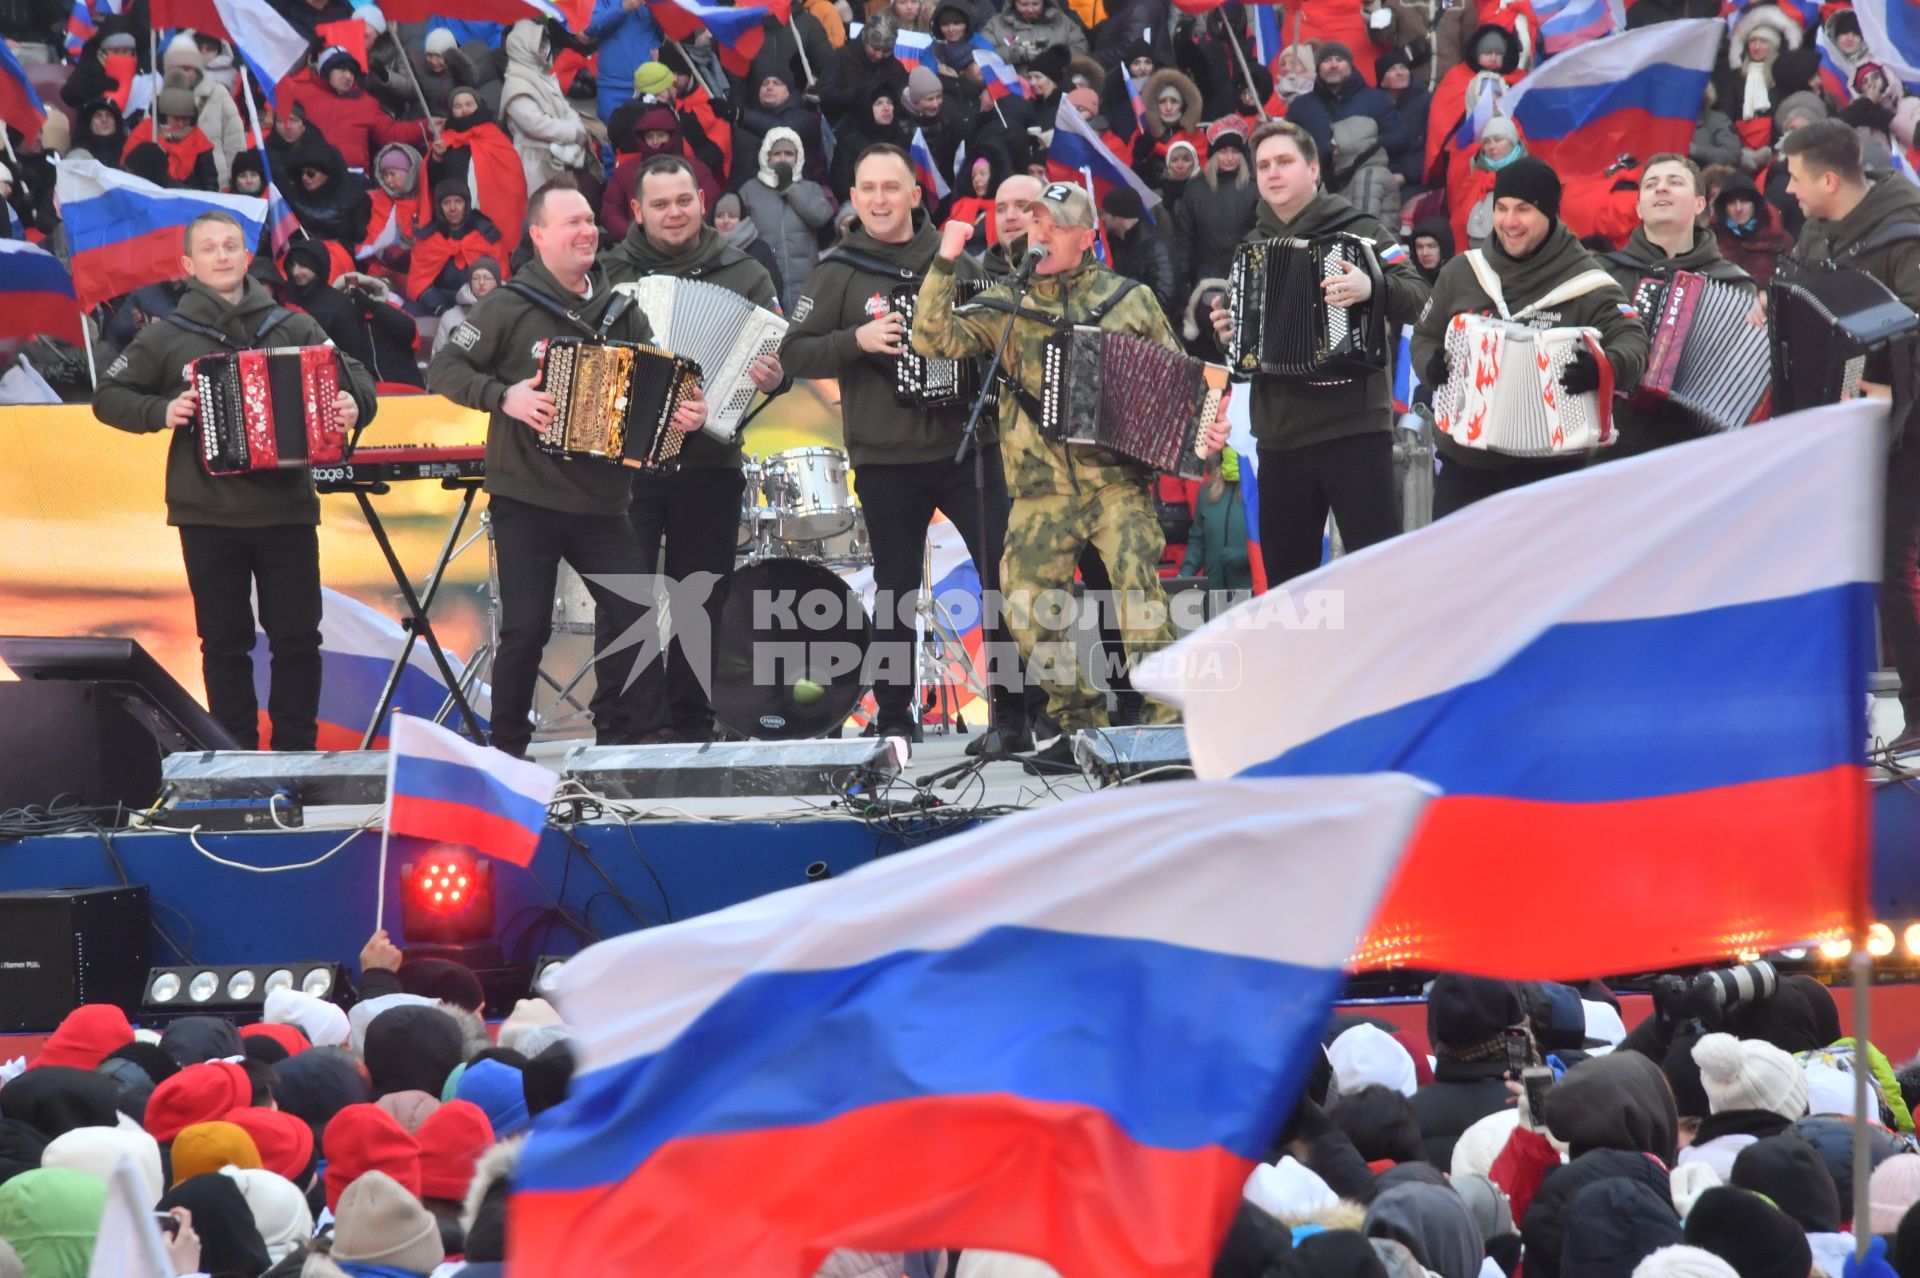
[523,1040,575,1118]
[1668,1161,1723,1220]
[323,1104,422,1210]
[424,27,458,56]
[1364,1183,1485,1278]
[363,1003,466,1099]
[1243,1156,1339,1223]
[268,1047,368,1148]
[32,1007,133,1072]
[155,82,199,121]
[400,959,488,1012]
[1028,44,1070,85]
[1376,48,1411,80]
[1632,1248,1742,1278]
[101,30,136,50]
[1871,1154,1920,1234]
[1662,1032,1711,1120]
[1207,115,1251,154]
[237,1022,308,1064]
[1064,85,1101,117]
[332,1169,446,1273]
[418,1099,495,1201]
[1560,1178,1684,1278]
[169,1120,261,1186]
[1283,1230,1391,1278]
[0,1067,121,1140]
[1329,1023,1419,1099]
[1684,1188,1812,1278]
[1101,186,1144,219]
[40,1124,163,1206]
[1428,975,1526,1058]
[1491,156,1561,220]
[0,1119,46,1188]
[1729,1135,1839,1233]
[377,146,415,176]
[160,1016,243,1068]
[317,46,359,81]
[907,64,944,104]
[1454,1172,1515,1240]
[454,1059,530,1138]
[1452,1107,1523,1180]
[219,1106,313,1184]
[1584,1000,1628,1048]
[1830,8,1862,37]
[377,1089,442,1135]
[219,1167,312,1262]
[357,5,387,35]
[0,1168,106,1278]
[1541,1052,1680,1167]
[633,61,675,98]
[498,999,564,1056]
[1692,1034,1808,1120]
[162,31,204,72]
[1318,41,1355,67]
[158,1172,271,1278]
[142,1061,251,1142]
[864,12,898,48]
[1773,89,1830,131]
[1165,139,1199,170]
[264,987,350,1048]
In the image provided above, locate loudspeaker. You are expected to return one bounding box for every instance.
[0,886,151,1031]
[0,682,165,812]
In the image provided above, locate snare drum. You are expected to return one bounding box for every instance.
[762,447,855,542]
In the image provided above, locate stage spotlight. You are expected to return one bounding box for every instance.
[401,848,495,945]
[1905,923,1920,958]
[532,954,569,997]
[142,962,352,1014]
[1818,937,1853,961]
[1868,922,1897,958]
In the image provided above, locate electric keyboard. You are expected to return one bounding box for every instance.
[312,444,486,490]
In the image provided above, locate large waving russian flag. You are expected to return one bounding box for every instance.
[1499,19,1718,178]
[0,241,84,346]
[387,713,555,867]
[1852,0,1920,90]
[56,155,268,309]
[647,0,788,76]
[209,0,308,104]
[1048,98,1161,212]
[0,37,46,138]
[509,773,1430,1276]
[1139,400,1883,977]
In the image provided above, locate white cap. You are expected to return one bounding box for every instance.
[1328,1023,1417,1099]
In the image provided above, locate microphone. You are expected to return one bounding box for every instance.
[1014,243,1047,285]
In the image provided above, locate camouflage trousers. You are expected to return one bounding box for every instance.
[1001,480,1183,731]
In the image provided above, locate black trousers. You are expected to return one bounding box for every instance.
[1886,442,1920,722]
[595,465,747,737]
[490,494,658,756]
[1432,454,1587,521]
[177,524,323,751]
[852,446,1021,727]
[1257,433,1401,586]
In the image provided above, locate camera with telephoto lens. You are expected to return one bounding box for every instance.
[1652,960,1779,1034]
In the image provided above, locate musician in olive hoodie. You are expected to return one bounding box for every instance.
[1209,120,1429,586]
[93,210,378,753]
[1412,156,1648,518]
[599,154,785,742]
[1598,153,1755,458]
[427,182,708,757]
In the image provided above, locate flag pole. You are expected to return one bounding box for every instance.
[1078,163,1110,264]
[149,28,161,140]
[1851,768,1874,1259]
[670,38,716,100]
[236,64,308,248]
[386,28,443,144]
[79,309,97,390]
[788,17,816,89]
[1219,16,1271,121]
[378,716,399,934]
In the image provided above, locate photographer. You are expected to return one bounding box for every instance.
[334,271,425,390]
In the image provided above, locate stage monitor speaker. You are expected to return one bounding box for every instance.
[0,682,166,813]
[0,885,151,1031]
[0,636,237,754]
[160,749,391,808]
[1072,725,1193,784]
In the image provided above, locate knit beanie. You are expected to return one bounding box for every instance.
[220,1106,314,1184]
[1683,1187,1813,1278]
[1871,1154,1920,1234]
[331,1169,446,1274]
[1663,1033,1711,1119]
[1028,44,1069,85]
[363,1003,466,1099]
[907,64,943,104]
[1318,41,1354,67]
[1691,1034,1808,1120]
[417,1099,496,1201]
[1729,1135,1839,1234]
[1376,48,1411,80]
[170,1120,262,1186]
[162,31,203,72]
[1165,139,1199,170]
[40,1124,164,1206]
[424,27,458,56]
[454,1059,530,1139]
[155,81,197,120]
[323,1104,422,1210]
[159,1016,243,1068]
[1633,1248,1741,1278]
[1427,974,1525,1058]
[1491,156,1561,220]
[237,1023,309,1065]
[144,1061,252,1142]
[377,1089,442,1135]
[32,1006,133,1072]
[219,1167,312,1262]
[263,987,350,1048]
[633,61,675,97]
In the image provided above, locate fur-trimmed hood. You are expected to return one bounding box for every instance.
[1182,274,1229,341]
[1731,3,1802,69]
[1141,67,1203,134]
[462,1134,525,1234]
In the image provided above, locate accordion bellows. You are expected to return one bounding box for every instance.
[1226,233,1390,380]
[621,276,786,442]
[1040,326,1228,479]
[894,279,996,407]
[1433,315,1614,456]
[1631,270,1770,433]
[537,337,703,471]
[1769,266,1920,415]
[193,347,345,476]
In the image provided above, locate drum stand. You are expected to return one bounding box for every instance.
[909,537,989,736]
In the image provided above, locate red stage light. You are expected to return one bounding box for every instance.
[400,847,495,943]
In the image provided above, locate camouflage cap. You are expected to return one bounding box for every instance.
[1033,181,1096,230]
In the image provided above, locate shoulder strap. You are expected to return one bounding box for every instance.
[254,307,293,343]
[1314,209,1371,237]
[1080,277,1143,326]
[1854,220,1920,257]
[596,290,635,339]
[1463,249,1510,320]
[1600,249,1647,272]
[163,312,235,346]
[1511,268,1619,320]
[821,245,924,282]
[503,279,602,337]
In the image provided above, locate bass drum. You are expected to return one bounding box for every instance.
[711,557,872,740]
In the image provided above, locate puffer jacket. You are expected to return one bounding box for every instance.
[737,127,838,316]
[980,0,1089,67]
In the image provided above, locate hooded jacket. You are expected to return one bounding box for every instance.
[331,271,426,388]
[1232,191,1430,450]
[1788,172,1920,441]
[427,255,664,517]
[73,97,129,166]
[1541,1051,1682,1168]
[158,1173,274,1278]
[602,221,781,469]
[359,142,427,272]
[1557,1178,1684,1278]
[1287,67,1406,188]
[1712,174,1795,287]
[781,211,988,467]
[409,183,509,301]
[738,127,838,316]
[0,1066,121,1138]
[285,142,374,247]
[93,276,378,528]
[601,125,725,243]
[1411,219,1649,470]
[1523,1150,1673,1278]
[0,1168,106,1278]
[1363,1183,1485,1278]
[499,19,590,192]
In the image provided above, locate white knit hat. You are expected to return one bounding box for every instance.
[1870,1153,1920,1234]
[1328,1024,1417,1099]
[41,1126,164,1206]
[1691,1033,1809,1120]
[1451,1107,1521,1180]
[221,1167,314,1261]
[263,987,351,1048]
[1243,1156,1339,1223]
[1632,1246,1742,1278]
[1668,1160,1723,1220]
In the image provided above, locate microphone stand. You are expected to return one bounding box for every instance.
[917,262,1039,786]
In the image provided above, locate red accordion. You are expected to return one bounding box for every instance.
[192,347,346,476]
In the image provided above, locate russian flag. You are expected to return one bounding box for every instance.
[1814,28,1854,102]
[1533,0,1621,56]
[378,0,572,25]
[1499,19,1718,182]
[1852,1,1920,91]
[971,40,1030,100]
[0,37,46,138]
[66,0,99,61]
[0,241,84,346]
[892,28,934,73]
[56,155,268,309]
[264,181,300,259]
[908,126,948,200]
[387,713,554,868]
[647,0,786,75]
[1250,4,1282,64]
[1140,401,1883,978]
[212,0,310,104]
[1047,98,1161,213]
[508,772,1431,1276]
[841,514,985,727]
[1121,63,1147,133]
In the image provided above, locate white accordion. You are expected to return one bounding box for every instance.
[1433,315,1614,456]
[618,276,788,443]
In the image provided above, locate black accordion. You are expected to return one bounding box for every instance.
[1630,270,1771,433]
[1769,266,1919,414]
[535,338,703,471]
[1040,326,1229,479]
[1226,232,1390,381]
[192,346,346,476]
[894,279,997,408]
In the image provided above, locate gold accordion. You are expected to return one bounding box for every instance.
[536,338,704,470]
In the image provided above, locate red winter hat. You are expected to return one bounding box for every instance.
[145,1060,252,1142]
[324,1102,422,1210]
[223,1105,316,1182]
[32,1005,134,1071]
[238,1022,311,1057]
[416,1099,495,1201]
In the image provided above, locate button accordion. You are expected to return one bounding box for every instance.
[1629,271,1770,432]
[1769,266,1919,414]
[894,279,997,407]
[1040,326,1229,479]
[619,276,787,442]
[535,338,703,470]
[1432,315,1615,456]
[192,347,347,476]
[1225,232,1390,381]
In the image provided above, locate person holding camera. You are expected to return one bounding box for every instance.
[281,242,424,390]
